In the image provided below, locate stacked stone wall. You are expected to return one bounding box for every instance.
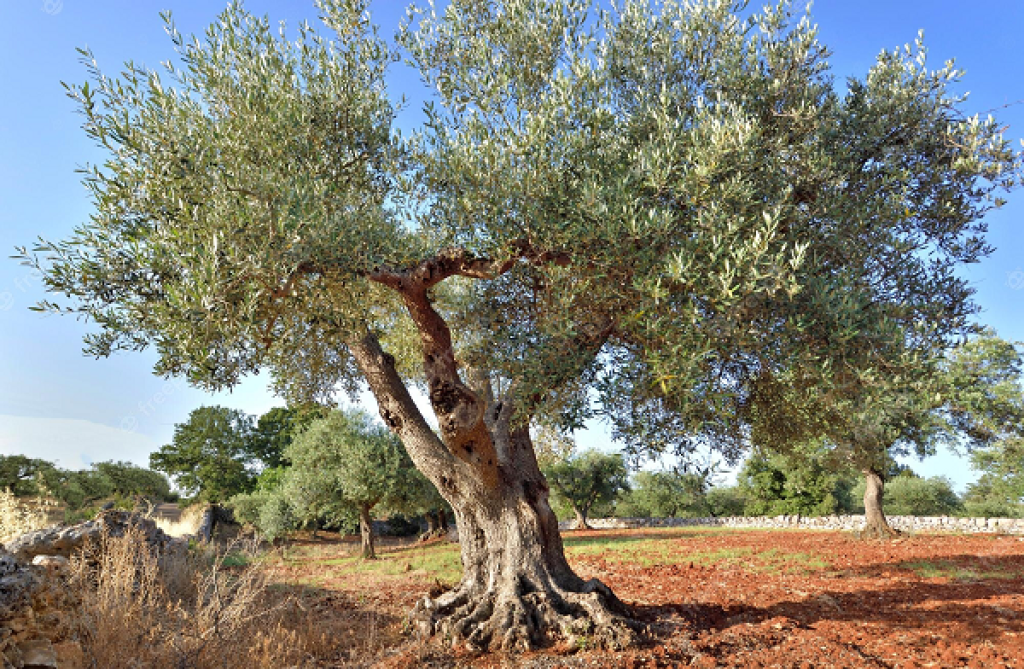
[559,514,1024,534]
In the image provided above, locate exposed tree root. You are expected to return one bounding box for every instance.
[411,575,640,652]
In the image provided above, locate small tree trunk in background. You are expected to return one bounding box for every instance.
[861,468,899,539]
[437,509,449,533]
[359,504,376,559]
[425,512,438,536]
[573,506,591,530]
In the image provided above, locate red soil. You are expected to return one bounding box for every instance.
[284,529,1024,667]
[567,529,1024,668]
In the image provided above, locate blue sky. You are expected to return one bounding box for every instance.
[1,0,1022,491]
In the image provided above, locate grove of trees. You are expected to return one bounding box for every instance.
[21,0,1021,651]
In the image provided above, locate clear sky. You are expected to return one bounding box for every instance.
[1,0,1022,491]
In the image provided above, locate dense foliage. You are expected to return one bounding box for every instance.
[737,445,858,517]
[149,406,263,503]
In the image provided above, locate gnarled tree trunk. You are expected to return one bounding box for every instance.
[861,468,899,539]
[348,261,636,651]
[413,425,633,651]
[359,503,376,559]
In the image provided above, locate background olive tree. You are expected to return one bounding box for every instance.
[542,450,630,529]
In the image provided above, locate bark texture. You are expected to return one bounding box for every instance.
[347,256,636,650]
[861,469,900,539]
[410,426,635,651]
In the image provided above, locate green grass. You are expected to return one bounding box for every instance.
[903,559,1024,581]
[284,540,463,584]
[276,527,834,584]
[562,528,829,574]
[218,552,251,568]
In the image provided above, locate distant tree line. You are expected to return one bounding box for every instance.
[541,443,1024,524]
[0,455,174,521]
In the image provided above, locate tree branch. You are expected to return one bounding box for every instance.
[346,328,454,475]
[367,240,570,291]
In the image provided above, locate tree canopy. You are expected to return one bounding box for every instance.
[737,443,859,517]
[21,0,1018,443]
[149,405,260,502]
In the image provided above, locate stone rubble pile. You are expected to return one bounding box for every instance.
[0,510,186,669]
[559,514,1024,533]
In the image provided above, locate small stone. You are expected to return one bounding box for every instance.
[17,639,58,669]
[30,556,69,575]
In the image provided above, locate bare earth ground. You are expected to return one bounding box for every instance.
[261,527,1024,668]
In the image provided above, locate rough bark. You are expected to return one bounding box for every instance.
[359,503,376,560]
[410,425,635,652]
[861,468,900,539]
[573,507,591,531]
[348,281,636,650]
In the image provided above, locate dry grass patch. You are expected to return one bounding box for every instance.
[67,528,403,668]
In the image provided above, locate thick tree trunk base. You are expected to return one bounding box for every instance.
[860,469,900,540]
[411,573,638,652]
[858,518,902,540]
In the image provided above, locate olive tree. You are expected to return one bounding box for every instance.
[284,408,414,558]
[542,450,629,529]
[804,331,1024,538]
[20,0,1019,651]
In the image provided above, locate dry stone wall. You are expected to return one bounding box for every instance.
[0,511,186,669]
[559,514,1024,534]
